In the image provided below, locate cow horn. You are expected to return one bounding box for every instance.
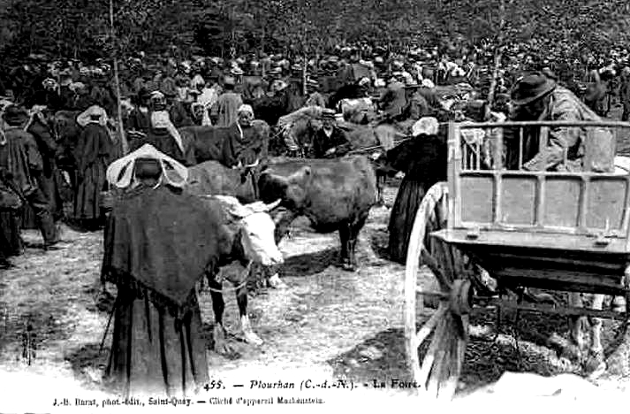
[265,198,282,211]
[245,158,260,168]
[243,201,266,213]
[215,195,250,218]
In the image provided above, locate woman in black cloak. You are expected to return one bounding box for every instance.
[387,119,447,264]
[102,145,212,398]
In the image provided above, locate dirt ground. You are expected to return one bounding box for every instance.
[1,177,630,411]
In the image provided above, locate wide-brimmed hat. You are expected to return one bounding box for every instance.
[510,73,556,106]
[2,105,28,126]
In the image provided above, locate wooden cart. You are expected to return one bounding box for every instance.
[404,120,630,400]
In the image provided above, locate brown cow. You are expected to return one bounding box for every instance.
[258,155,378,271]
[179,119,270,165]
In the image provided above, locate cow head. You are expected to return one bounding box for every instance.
[258,166,312,212]
[215,195,284,266]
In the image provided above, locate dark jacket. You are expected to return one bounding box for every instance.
[313,126,351,158]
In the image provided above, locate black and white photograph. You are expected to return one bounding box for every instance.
[1,0,630,411]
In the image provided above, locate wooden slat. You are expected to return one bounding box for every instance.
[577,176,588,230]
[459,170,627,179]
[458,121,630,129]
[432,228,630,255]
[475,299,627,321]
[416,289,449,300]
[491,267,625,295]
[449,123,461,230]
[472,251,623,272]
[518,127,524,170]
[493,171,502,225]
[494,127,504,170]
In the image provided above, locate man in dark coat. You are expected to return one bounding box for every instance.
[25,107,65,222]
[312,111,351,158]
[508,72,613,173]
[378,77,407,122]
[0,105,58,248]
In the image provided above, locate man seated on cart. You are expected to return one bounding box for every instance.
[507,72,614,173]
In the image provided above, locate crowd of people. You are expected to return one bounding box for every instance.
[2,41,630,270]
[1,38,630,397]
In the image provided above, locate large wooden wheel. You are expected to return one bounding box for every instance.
[404,182,475,401]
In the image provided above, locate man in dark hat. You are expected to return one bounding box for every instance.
[312,110,350,158]
[508,72,613,172]
[0,105,58,248]
[304,79,326,107]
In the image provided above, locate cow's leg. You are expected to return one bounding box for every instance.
[376,173,385,206]
[568,292,587,360]
[207,274,232,355]
[265,208,297,289]
[338,223,352,271]
[235,283,263,346]
[346,215,368,271]
[585,294,606,374]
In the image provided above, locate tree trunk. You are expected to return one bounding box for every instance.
[486,0,508,119]
[110,0,128,155]
[303,52,308,96]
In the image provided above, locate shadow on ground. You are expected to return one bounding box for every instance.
[369,227,392,262]
[64,343,111,392]
[327,328,410,384]
[280,248,339,277]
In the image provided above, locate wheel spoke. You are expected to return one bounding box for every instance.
[460,314,470,342]
[414,302,448,349]
[418,315,447,391]
[420,247,453,290]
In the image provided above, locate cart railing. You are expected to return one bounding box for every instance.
[447,120,630,249]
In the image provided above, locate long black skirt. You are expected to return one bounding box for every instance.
[74,158,108,223]
[105,288,209,398]
[0,210,22,259]
[388,177,427,264]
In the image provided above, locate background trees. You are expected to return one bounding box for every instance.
[0,0,629,68]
